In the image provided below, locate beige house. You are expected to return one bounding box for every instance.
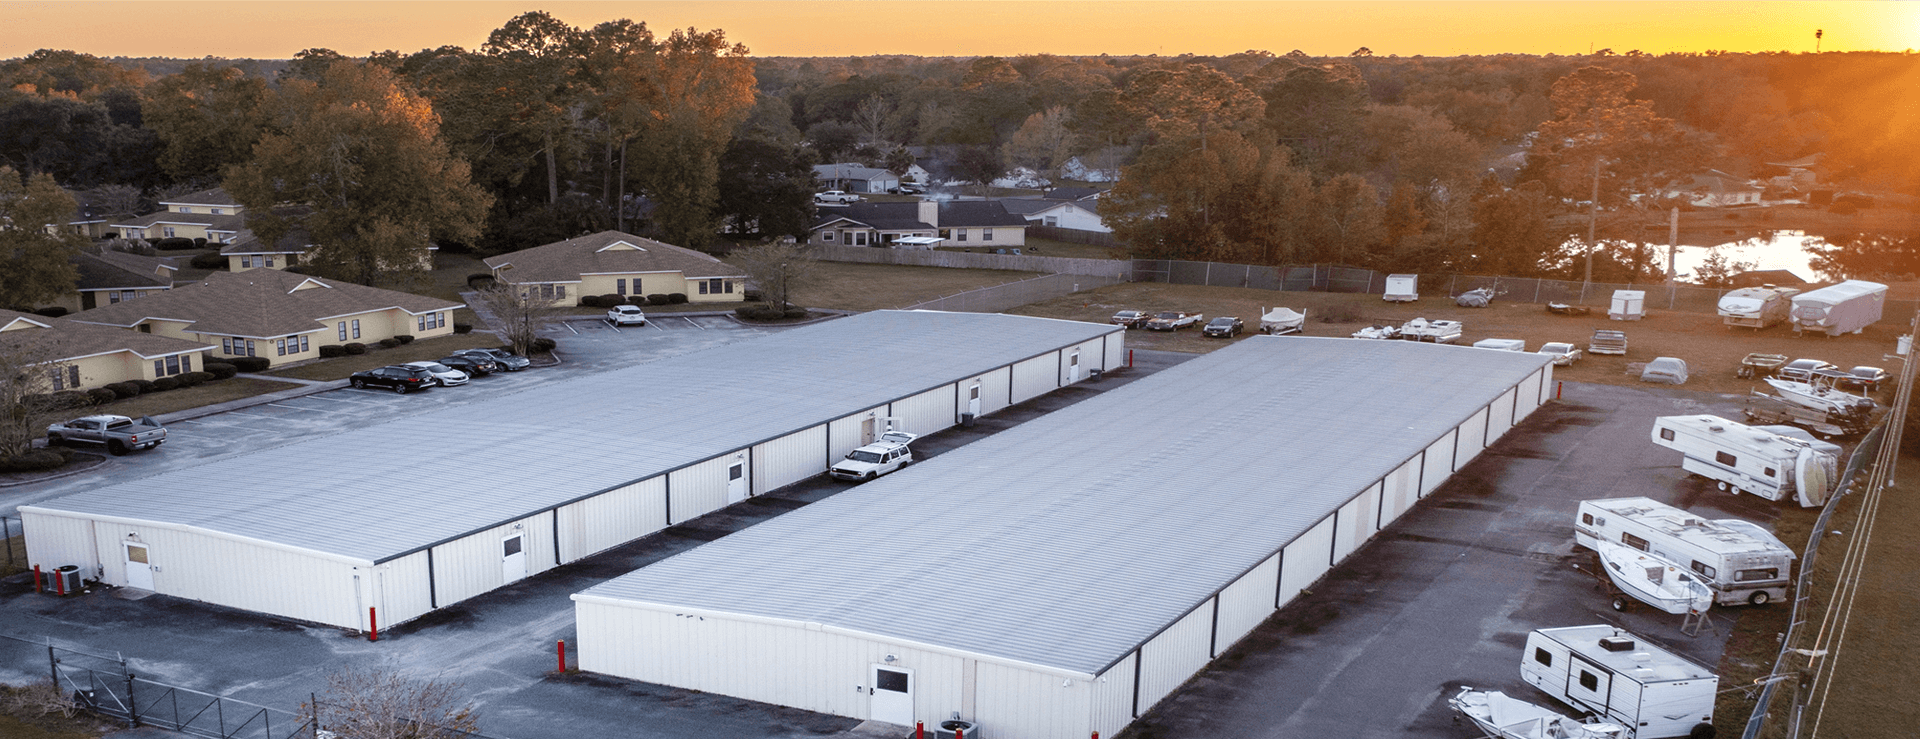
[67,269,462,368]
[218,227,312,272]
[484,231,748,306]
[0,309,213,391]
[808,200,1029,248]
[111,188,246,243]
[42,249,180,314]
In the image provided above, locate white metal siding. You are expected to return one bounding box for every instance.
[1523,366,1546,410]
[1333,485,1377,563]
[893,385,957,434]
[954,368,1012,419]
[430,515,551,609]
[85,522,363,629]
[1134,600,1215,714]
[974,660,1092,739]
[753,426,828,495]
[1090,654,1137,739]
[1381,458,1420,525]
[1455,406,1489,468]
[1057,338,1107,385]
[1214,554,1281,652]
[1010,354,1057,405]
[1104,332,1126,373]
[378,551,433,626]
[1422,432,1455,495]
[1488,387,1519,438]
[1279,515,1336,604]
[1537,364,1555,406]
[561,476,667,561]
[670,456,735,523]
[828,406,892,464]
[20,511,95,577]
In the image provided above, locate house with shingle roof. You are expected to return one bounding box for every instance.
[111,187,246,243]
[483,231,749,307]
[218,226,315,272]
[807,200,1029,248]
[68,269,462,367]
[0,308,213,391]
[1669,170,1764,208]
[812,163,901,194]
[1001,198,1109,233]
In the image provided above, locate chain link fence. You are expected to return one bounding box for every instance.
[809,244,1130,278]
[906,273,1124,313]
[2,515,21,576]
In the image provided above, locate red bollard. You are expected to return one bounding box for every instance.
[955,728,963,739]
[368,607,378,642]
[55,569,65,596]
[1128,349,1134,368]
[1093,733,1100,739]
[557,640,567,672]
[916,721,924,739]
[1556,381,1563,399]
[32,565,42,593]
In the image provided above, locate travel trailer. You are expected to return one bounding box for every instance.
[1717,285,1800,329]
[1650,415,1836,507]
[1384,274,1418,302]
[1791,279,1887,336]
[1575,497,1796,606]
[1609,290,1645,321]
[1521,625,1717,739]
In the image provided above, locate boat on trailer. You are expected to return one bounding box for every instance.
[1447,687,1628,739]
[1763,372,1875,417]
[1596,541,1715,615]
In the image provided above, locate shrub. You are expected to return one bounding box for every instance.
[345,343,367,355]
[529,337,557,353]
[154,237,196,250]
[466,273,496,289]
[178,371,213,387]
[395,334,414,344]
[377,338,401,349]
[87,387,118,404]
[151,377,181,391]
[742,289,763,302]
[105,381,142,399]
[33,307,69,318]
[190,252,228,269]
[783,308,808,319]
[49,390,92,408]
[627,295,649,306]
[131,379,156,393]
[318,344,347,358]
[600,294,624,308]
[647,293,670,305]
[668,293,688,304]
[577,296,593,307]
[228,356,271,372]
[203,362,238,380]
[453,323,473,334]
[193,237,208,248]
[0,450,66,473]
[734,306,788,321]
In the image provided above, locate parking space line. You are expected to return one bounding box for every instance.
[682,317,705,330]
[563,322,579,334]
[267,402,352,415]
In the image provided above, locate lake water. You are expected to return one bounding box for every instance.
[1584,231,1828,283]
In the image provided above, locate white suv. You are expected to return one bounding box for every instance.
[829,431,919,481]
[606,304,648,326]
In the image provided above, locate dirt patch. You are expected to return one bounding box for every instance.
[82,377,305,420]
[782,262,1042,312]
[1010,282,1906,399]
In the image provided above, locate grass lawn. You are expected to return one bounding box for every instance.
[85,377,305,419]
[264,334,514,382]
[937,236,1122,261]
[783,262,1043,312]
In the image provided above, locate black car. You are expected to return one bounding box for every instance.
[437,354,497,377]
[1203,316,1245,338]
[349,365,436,394]
[1777,358,1838,383]
[1843,366,1888,392]
[454,348,531,372]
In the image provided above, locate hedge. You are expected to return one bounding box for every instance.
[203,362,238,380]
[0,450,66,473]
[190,252,228,269]
[86,387,118,404]
[453,323,473,334]
[647,294,671,305]
[467,274,496,289]
[154,237,196,250]
[395,334,414,345]
[49,390,92,408]
[377,338,401,349]
[784,308,808,319]
[345,343,367,355]
[668,293,687,304]
[105,381,142,399]
[734,306,787,321]
[530,337,557,353]
[151,377,180,391]
[228,356,271,372]
[627,296,649,306]
[178,371,213,387]
[131,379,156,393]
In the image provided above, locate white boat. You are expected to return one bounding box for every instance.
[1351,324,1400,340]
[1763,376,1874,416]
[1597,541,1715,615]
[1260,307,1306,335]
[1447,687,1627,739]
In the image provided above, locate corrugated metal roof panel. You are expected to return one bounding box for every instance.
[27,311,1118,563]
[580,337,1551,675]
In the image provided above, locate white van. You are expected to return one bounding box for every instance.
[1575,497,1795,606]
[1651,415,1835,507]
[1521,625,1717,739]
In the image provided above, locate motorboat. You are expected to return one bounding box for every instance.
[1764,372,1875,416]
[1260,307,1306,335]
[1351,324,1400,340]
[1447,687,1627,739]
[1597,541,1715,615]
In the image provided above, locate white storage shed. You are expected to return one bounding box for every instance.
[573,337,1555,739]
[1609,290,1645,321]
[21,311,1121,632]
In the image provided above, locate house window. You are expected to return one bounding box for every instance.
[244,340,254,357]
[823,231,836,242]
[264,256,275,268]
[983,228,994,241]
[51,365,79,390]
[222,338,233,354]
[854,232,867,246]
[211,208,223,215]
[298,335,309,353]
[1045,216,1058,227]
[338,321,347,341]
[956,230,967,242]
[417,314,426,331]
[277,339,287,356]
[616,278,627,295]
[154,354,190,377]
[350,319,360,339]
[178,207,191,214]
[240,256,252,268]
[724,279,734,294]
[162,227,177,238]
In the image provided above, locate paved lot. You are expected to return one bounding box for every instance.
[0,324,1191,739]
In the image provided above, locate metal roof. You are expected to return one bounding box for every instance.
[577,337,1552,677]
[26,311,1118,565]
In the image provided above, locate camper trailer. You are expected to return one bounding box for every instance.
[1791,280,1887,336]
[1718,285,1800,329]
[1651,415,1836,507]
[1574,497,1796,606]
[1609,290,1645,321]
[1384,274,1418,302]
[1521,625,1717,739]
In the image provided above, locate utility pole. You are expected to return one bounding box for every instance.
[1585,157,1601,284]
[1666,206,1680,284]
[1815,29,1823,53]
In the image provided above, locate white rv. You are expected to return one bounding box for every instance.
[1717,285,1799,329]
[1791,279,1887,336]
[1651,415,1836,507]
[1384,274,1418,302]
[1521,625,1717,739]
[1575,497,1796,606]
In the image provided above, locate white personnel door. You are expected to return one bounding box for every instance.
[1566,655,1613,713]
[1069,350,1082,382]
[123,542,153,590]
[861,417,876,445]
[727,458,748,503]
[501,533,528,583]
[869,664,914,726]
[968,384,982,417]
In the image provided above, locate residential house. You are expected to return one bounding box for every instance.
[1672,170,1764,208]
[1001,198,1110,233]
[110,187,246,243]
[54,188,118,240]
[1060,156,1120,183]
[68,269,462,367]
[1764,153,1823,192]
[901,163,933,186]
[43,248,179,314]
[0,308,213,391]
[219,227,313,272]
[808,200,1030,248]
[812,163,901,194]
[483,231,749,307]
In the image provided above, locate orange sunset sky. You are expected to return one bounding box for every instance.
[2,1,1916,59]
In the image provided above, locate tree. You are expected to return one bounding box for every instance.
[728,244,819,311]
[1307,173,1385,265]
[1119,64,1264,144]
[806,120,862,162]
[0,167,85,309]
[481,12,586,205]
[952,146,1005,197]
[715,136,817,240]
[1002,106,1077,179]
[1806,234,1920,281]
[1262,62,1372,176]
[224,61,492,287]
[1104,130,1264,261]
[467,281,567,357]
[624,27,757,249]
[0,321,82,460]
[1690,246,1754,288]
[310,667,480,739]
[143,63,274,183]
[1467,178,1565,277]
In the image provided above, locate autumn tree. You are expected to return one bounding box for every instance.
[481,12,585,205]
[224,61,492,287]
[467,282,566,357]
[0,321,78,461]
[715,136,817,240]
[728,244,820,311]
[0,167,85,309]
[1261,62,1371,176]
[624,27,757,248]
[142,63,275,183]
[1467,178,1566,277]
[1002,106,1077,179]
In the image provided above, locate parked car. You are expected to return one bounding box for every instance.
[436,354,496,377]
[403,361,469,387]
[1145,311,1204,331]
[829,431,918,481]
[1202,316,1245,338]
[46,414,165,455]
[1537,342,1582,366]
[897,183,926,194]
[454,348,531,372]
[1110,310,1152,329]
[1640,357,1690,385]
[1842,366,1888,391]
[814,190,860,204]
[349,365,437,393]
[607,304,648,326]
[1778,359,1839,383]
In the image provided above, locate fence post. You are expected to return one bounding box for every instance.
[125,672,137,728]
[4,516,12,569]
[47,643,57,687]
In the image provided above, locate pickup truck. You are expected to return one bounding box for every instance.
[1145,311,1204,331]
[814,190,861,204]
[47,414,166,455]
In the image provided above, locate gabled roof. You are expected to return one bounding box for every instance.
[111,210,246,232]
[0,308,211,363]
[220,227,313,255]
[1000,199,1100,218]
[74,250,175,292]
[938,200,1031,227]
[68,269,461,339]
[158,187,241,207]
[813,163,898,182]
[1042,187,1102,201]
[809,201,1030,232]
[482,231,742,284]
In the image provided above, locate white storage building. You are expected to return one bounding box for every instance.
[572,337,1556,739]
[21,311,1121,632]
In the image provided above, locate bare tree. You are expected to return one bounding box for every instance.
[728,244,820,311]
[466,282,566,356]
[310,667,480,739]
[853,94,894,147]
[0,322,77,460]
